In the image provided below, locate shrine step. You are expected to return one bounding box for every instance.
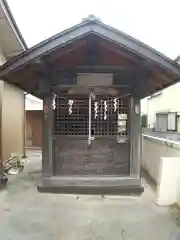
[37,176,144,195]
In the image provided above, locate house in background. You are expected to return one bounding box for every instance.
[141,81,180,132]
[25,94,43,148]
[0,0,27,162]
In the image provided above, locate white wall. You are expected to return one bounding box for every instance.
[156,157,180,206]
[147,83,180,128]
[142,135,180,206]
[25,94,43,110]
[142,135,180,182]
[140,97,148,115]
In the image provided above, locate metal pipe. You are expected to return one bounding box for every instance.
[88,92,95,146]
[88,92,92,146]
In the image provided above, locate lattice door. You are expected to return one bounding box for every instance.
[54,98,89,136]
[91,97,128,139]
[53,95,130,175]
[54,96,129,139]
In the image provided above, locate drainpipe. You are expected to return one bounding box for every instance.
[0,81,7,186]
[23,92,27,157]
[0,81,4,185]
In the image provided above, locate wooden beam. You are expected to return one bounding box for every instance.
[155,72,173,84]
[130,97,141,177]
[42,94,54,177]
[85,36,100,65]
[56,65,130,73]
[99,39,140,63]
[42,39,86,63]
[138,71,174,95]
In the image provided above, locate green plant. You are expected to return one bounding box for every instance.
[4,155,27,175]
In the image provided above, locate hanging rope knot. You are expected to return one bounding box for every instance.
[113,98,117,112]
[68,100,74,115]
[104,101,107,120]
[52,94,56,110]
[94,102,98,119]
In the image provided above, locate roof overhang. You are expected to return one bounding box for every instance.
[0,0,27,60]
[0,15,180,98]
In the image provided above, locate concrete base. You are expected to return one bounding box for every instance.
[155,157,180,206]
[38,176,144,195]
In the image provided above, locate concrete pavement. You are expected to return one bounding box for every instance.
[0,150,179,239]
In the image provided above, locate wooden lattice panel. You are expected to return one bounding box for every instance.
[54,98,88,135]
[54,96,129,137]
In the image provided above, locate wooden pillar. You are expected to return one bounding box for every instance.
[42,94,54,177]
[129,96,142,178]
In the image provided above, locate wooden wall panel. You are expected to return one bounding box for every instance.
[54,137,130,176]
[26,110,42,148]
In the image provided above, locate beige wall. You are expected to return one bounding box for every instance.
[1,82,25,160]
[0,30,25,160]
[0,47,6,65]
[0,46,25,161]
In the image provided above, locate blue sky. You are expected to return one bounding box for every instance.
[7,0,180,59]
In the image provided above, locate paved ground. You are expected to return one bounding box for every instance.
[0,150,180,240]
